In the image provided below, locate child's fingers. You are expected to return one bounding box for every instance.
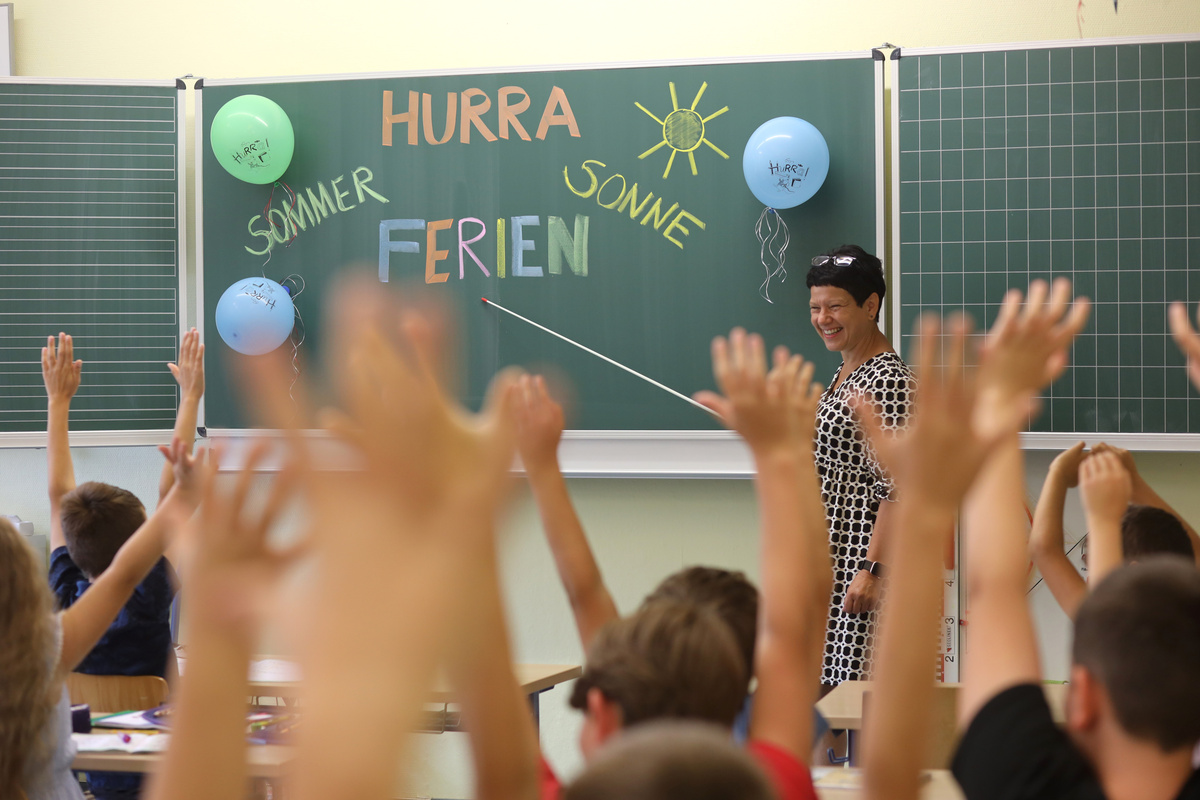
[727,328,748,377]
[710,335,731,389]
[1046,277,1072,322]
[693,391,732,426]
[230,440,272,522]
[252,463,297,543]
[1021,279,1049,322]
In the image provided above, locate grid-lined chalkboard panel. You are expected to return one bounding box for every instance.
[0,81,181,433]
[896,40,1200,435]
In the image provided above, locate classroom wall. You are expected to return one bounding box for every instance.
[6,0,1200,796]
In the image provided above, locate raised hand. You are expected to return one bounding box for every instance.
[42,332,82,402]
[1048,441,1089,489]
[856,314,1016,515]
[1078,450,1132,531]
[168,327,205,401]
[975,278,1090,437]
[694,328,823,454]
[515,374,566,473]
[1169,302,1200,391]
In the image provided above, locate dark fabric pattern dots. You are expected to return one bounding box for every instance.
[814,352,915,685]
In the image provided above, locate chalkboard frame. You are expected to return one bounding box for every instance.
[197,52,886,477]
[0,76,187,448]
[890,35,1200,452]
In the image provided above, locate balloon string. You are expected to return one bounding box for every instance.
[755,207,790,303]
[280,274,306,402]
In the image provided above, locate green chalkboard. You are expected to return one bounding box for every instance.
[199,55,881,431]
[0,79,183,436]
[895,38,1200,439]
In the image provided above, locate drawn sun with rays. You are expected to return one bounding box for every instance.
[636,81,729,179]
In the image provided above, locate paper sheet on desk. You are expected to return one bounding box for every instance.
[249,658,301,682]
[176,656,302,683]
[73,733,170,753]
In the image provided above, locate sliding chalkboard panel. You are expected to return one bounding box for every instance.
[0,79,183,440]
[893,37,1200,446]
[199,54,883,436]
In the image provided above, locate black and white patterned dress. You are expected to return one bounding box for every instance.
[814,351,915,685]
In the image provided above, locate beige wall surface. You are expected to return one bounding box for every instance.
[4,1,1200,796]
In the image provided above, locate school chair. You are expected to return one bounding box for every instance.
[66,673,169,712]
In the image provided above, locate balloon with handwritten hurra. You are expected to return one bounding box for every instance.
[741,116,831,303]
[210,95,295,184]
[215,278,295,356]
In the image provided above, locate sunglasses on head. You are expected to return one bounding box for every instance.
[811,255,857,267]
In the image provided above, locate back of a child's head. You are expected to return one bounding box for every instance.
[643,566,759,682]
[60,481,146,578]
[570,599,747,729]
[563,720,777,800]
[1120,505,1194,562]
[0,518,58,796]
[1073,558,1200,752]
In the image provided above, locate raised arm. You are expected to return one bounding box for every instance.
[514,374,618,648]
[696,329,829,761]
[144,445,299,800]
[43,332,82,551]
[57,439,199,678]
[960,280,1090,726]
[1091,441,1200,566]
[1077,450,1132,585]
[274,289,523,800]
[862,314,1016,800]
[1029,443,1089,618]
[159,328,205,503]
[446,523,540,800]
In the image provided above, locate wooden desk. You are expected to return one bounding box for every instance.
[73,662,582,773]
[814,768,964,800]
[816,680,1068,767]
[72,742,291,777]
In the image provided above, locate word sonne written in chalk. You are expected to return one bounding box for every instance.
[378,215,589,284]
[564,159,705,250]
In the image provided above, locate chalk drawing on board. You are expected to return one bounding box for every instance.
[635,81,729,179]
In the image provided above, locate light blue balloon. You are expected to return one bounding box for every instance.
[742,117,830,209]
[215,278,295,356]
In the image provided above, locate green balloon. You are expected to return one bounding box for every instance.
[209,95,295,185]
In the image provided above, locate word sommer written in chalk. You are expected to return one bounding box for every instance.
[382,86,580,146]
[378,214,590,284]
[244,166,390,255]
[563,160,705,250]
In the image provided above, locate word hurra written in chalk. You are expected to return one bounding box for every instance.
[378,215,589,284]
[563,159,705,250]
[244,166,390,255]
[382,86,580,146]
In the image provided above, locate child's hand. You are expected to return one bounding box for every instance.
[1089,442,1139,483]
[168,327,205,401]
[181,443,302,644]
[1078,450,1132,527]
[856,314,1014,513]
[42,332,82,403]
[1169,302,1200,391]
[1048,442,1089,488]
[515,374,565,472]
[975,279,1090,438]
[694,328,822,455]
[158,437,204,512]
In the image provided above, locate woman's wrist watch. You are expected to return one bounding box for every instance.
[857,559,886,578]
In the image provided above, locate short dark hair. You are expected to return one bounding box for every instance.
[805,244,887,313]
[1121,505,1194,562]
[1073,558,1200,751]
[564,720,777,800]
[570,600,747,729]
[60,481,146,578]
[643,566,759,685]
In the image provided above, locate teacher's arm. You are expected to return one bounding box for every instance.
[842,498,892,614]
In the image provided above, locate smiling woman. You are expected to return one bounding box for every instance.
[806,245,916,687]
